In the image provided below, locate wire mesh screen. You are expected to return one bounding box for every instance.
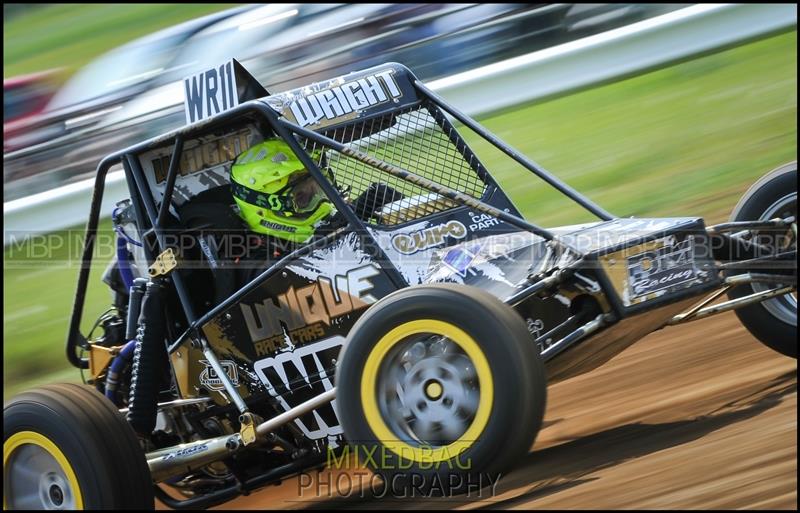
[301,101,490,226]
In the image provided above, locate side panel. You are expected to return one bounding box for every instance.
[367,189,533,292]
[545,295,703,383]
[589,218,722,317]
[194,232,396,443]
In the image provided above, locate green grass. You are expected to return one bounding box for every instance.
[3,4,238,79]
[462,31,797,227]
[4,219,116,398]
[3,31,796,399]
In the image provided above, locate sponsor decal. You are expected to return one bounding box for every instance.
[441,242,484,278]
[526,317,544,339]
[198,237,218,268]
[241,264,381,357]
[198,360,239,392]
[151,130,250,183]
[467,212,501,231]
[260,220,297,232]
[391,220,467,255]
[161,443,209,461]
[288,69,402,127]
[527,317,551,353]
[627,237,697,298]
[254,336,344,440]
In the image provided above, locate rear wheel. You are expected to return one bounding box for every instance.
[727,161,797,358]
[3,383,154,509]
[336,284,546,495]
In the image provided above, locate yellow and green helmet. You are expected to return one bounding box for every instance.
[230,139,333,243]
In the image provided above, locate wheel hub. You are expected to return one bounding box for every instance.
[44,476,66,507]
[6,443,77,510]
[424,380,443,400]
[378,334,480,445]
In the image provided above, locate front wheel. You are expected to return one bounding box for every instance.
[727,161,797,358]
[3,383,154,509]
[336,284,546,495]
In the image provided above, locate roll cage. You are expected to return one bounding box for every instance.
[66,62,616,369]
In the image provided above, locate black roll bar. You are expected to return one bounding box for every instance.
[415,81,616,221]
[67,80,614,367]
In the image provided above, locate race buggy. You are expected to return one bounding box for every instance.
[4,61,797,510]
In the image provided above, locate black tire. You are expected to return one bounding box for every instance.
[336,284,546,495]
[727,161,797,358]
[4,383,154,509]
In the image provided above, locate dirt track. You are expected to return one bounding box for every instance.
[193,312,796,510]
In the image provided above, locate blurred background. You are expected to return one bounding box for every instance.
[2,4,797,398]
[4,3,690,198]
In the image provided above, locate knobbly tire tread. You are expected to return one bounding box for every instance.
[4,383,154,509]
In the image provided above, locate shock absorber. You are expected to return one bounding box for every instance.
[127,279,169,436]
[105,278,149,405]
[125,278,149,342]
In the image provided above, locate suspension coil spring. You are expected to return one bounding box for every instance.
[127,280,168,435]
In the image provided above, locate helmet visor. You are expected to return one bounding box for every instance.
[289,172,328,214]
[231,168,333,221]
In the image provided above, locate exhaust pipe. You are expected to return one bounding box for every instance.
[146,388,336,482]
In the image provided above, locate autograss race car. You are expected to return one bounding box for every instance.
[3,61,797,509]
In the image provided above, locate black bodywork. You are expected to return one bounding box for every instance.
[67,63,746,507]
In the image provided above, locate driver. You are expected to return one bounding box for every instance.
[230,138,335,245]
[229,138,404,282]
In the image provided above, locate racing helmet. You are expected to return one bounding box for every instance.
[230,139,333,243]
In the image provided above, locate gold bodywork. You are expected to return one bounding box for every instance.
[169,332,251,405]
[88,344,121,380]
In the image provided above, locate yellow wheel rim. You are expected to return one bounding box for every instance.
[360,319,494,465]
[4,431,84,509]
